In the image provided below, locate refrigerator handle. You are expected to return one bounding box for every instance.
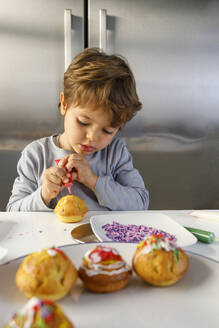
[64,9,72,71]
[99,9,107,52]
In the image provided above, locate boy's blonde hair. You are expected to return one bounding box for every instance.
[62,47,142,128]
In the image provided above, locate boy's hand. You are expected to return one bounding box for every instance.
[60,154,98,191]
[41,166,69,206]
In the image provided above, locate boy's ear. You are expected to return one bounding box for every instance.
[60,92,67,115]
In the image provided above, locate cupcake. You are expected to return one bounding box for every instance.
[132,234,189,286]
[16,247,77,301]
[79,245,132,293]
[54,195,88,223]
[3,297,74,328]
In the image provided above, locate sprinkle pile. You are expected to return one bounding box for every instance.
[102,221,176,243]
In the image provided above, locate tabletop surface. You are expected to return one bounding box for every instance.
[1,210,219,327]
[1,209,219,264]
[1,242,219,327]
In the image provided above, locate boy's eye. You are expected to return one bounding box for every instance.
[103,129,114,135]
[77,119,89,126]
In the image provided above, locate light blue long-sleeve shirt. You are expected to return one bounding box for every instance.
[6,135,149,212]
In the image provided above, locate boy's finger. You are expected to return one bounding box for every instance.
[68,153,83,161]
[45,180,62,194]
[57,156,68,168]
[72,171,78,180]
[48,173,63,185]
[65,156,83,172]
[74,146,83,155]
[48,167,67,181]
[73,147,86,159]
[65,162,74,172]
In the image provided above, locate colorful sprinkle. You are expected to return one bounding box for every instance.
[7,298,70,328]
[137,234,179,256]
[102,221,176,243]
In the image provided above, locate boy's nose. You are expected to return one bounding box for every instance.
[86,128,98,142]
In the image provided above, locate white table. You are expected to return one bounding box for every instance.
[1,210,219,264]
[1,210,219,327]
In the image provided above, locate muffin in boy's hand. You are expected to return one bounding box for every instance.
[3,297,74,328]
[132,234,189,286]
[79,245,132,293]
[54,195,88,223]
[15,247,78,301]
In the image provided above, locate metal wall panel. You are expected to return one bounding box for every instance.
[0,0,84,210]
[0,0,84,139]
[89,0,219,209]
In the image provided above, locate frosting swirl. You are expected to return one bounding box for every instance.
[81,246,131,277]
[135,234,181,263]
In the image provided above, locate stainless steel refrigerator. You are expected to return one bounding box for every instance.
[1,0,219,210]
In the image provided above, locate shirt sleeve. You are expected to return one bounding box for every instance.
[94,139,149,211]
[6,146,51,212]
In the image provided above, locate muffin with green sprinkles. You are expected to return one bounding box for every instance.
[3,297,74,328]
[132,234,189,286]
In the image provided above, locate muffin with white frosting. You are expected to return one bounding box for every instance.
[3,297,74,328]
[78,245,132,293]
[15,247,78,301]
[132,234,189,286]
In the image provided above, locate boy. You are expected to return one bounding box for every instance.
[7,48,149,211]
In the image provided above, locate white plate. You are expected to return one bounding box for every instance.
[90,212,197,247]
[0,242,219,328]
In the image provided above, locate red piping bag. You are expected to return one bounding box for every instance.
[55,159,72,194]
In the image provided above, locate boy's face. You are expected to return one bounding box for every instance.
[60,98,119,154]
